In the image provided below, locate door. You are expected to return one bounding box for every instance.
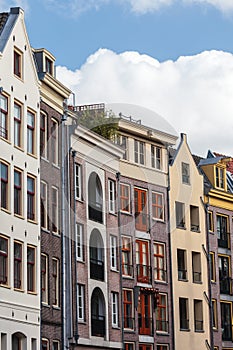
[138,293,151,335]
[135,188,147,231]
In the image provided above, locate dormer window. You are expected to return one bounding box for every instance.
[45,57,53,75]
[215,166,224,189]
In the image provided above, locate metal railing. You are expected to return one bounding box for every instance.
[88,201,103,223]
[136,264,152,284]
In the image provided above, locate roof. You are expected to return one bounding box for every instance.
[0,13,9,35]
[0,7,21,53]
[214,152,233,176]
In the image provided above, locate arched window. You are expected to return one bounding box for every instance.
[12,332,26,350]
[91,287,106,337]
[88,172,103,223]
[89,229,104,281]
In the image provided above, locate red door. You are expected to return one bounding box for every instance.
[138,293,151,335]
[136,240,150,283]
[135,188,147,231]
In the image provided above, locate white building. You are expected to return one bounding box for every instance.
[0,7,41,350]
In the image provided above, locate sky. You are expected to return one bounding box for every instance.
[1,0,233,156]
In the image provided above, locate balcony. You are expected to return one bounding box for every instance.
[180,318,189,330]
[91,315,105,337]
[178,269,187,281]
[124,317,134,329]
[138,316,153,335]
[194,320,203,331]
[88,201,103,224]
[154,268,167,282]
[218,231,230,249]
[222,324,232,341]
[156,320,169,332]
[90,258,104,281]
[193,271,202,283]
[136,264,152,284]
[135,212,150,232]
[220,277,232,295]
[122,264,134,277]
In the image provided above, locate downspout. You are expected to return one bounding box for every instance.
[71,149,79,344]
[166,146,175,350]
[116,171,124,350]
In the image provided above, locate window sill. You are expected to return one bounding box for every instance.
[0,283,11,289]
[180,328,190,332]
[178,279,189,282]
[78,320,86,324]
[52,305,61,310]
[120,210,132,216]
[194,329,204,333]
[52,163,60,170]
[152,218,165,224]
[109,211,117,216]
[176,226,186,230]
[0,136,11,144]
[1,207,11,214]
[52,232,61,237]
[27,218,38,225]
[123,275,134,280]
[154,279,167,284]
[14,145,24,152]
[41,227,50,234]
[14,74,23,82]
[27,152,38,159]
[193,281,203,285]
[27,291,37,295]
[14,288,24,293]
[112,325,120,330]
[76,197,84,203]
[40,156,49,163]
[42,302,50,308]
[77,259,85,264]
[156,330,169,335]
[14,213,24,220]
[110,268,119,273]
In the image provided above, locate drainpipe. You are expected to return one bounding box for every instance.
[116,171,124,350]
[166,146,175,350]
[71,149,79,345]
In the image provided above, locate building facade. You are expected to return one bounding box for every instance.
[0,7,41,349]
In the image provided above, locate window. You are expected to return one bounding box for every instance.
[135,188,148,232]
[179,298,189,330]
[210,252,216,282]
[41,254,48,304]
[14,241,22,289]
[76,223,84,261]
[52,187,58,234]
[122,236,132,277]
[27,110,35,155]
[120,183,130,213]
[194,299,203,331]
[27,246,36,292]
[27,176,35,221]
[192,251,202,283]
[42,339,49,350]
[14,169,22,216]
[115,134,128,160]
[177,249,187,280]
[0,162,9,210]
[14,48,22,78]
[111,292,119,327]
[156,294,168,332]
[52,258,59,306]
[215,166,224,189]
[134,140,145,165]
[152,192,164,220]
[208,211,213,232]
[0,93,8,139]
[123,289,134,329]
[219,255,231,295]
[75,164,82,200]
[0,236,8,285]
[157,346,169,350]
[139,345,152,350]
[182,162,190,184]
[52,341,60,350]
[45,57,53,75]
[136,240,150,283]
[77,284,85,322]
[51,119,58,165]
[125,344,134,350]
[41,181,48,229]
[221,302,232,341]
[109,179,116,213]
[212,299,218,329]
[138,292,152,335]
[40,112,47,158]
[151,145,162,170]
[110,235,117,270]
[175,202,185,228]
[14,102,22,147]
[190,205,199,231]
[217,214,229,248]
[154,242,166,282]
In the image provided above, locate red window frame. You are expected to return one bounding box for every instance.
[120,183,130,213]
[122,236,132,276]
[152,192,164,220]
[136,240,150,283]
[123,289,133,329]
[51,119,58,164]
[154,243,166,282]
[138,293,151,335]
[156,294,168,332]
[134,188,147,231]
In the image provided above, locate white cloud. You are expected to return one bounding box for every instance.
[57,49,233,156]
[0,0,29,12]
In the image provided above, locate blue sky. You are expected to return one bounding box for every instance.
[2,0,233,155]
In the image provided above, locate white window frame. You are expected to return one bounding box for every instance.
[75,164,82,200]
[111,292,119,327]
[52,341,60,350]
[76,223,84,262]
[77,284,85,322]
[151,145,162,170]
[108,179,116,214]
[110,235,117,271]
[134,140,145,165]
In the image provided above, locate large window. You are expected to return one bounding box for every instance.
[108,179,116,214]
[123,289,134,329]
[219,255,231,295]
[179,298,189,330]
[152,192,164,221]
[221,302,232,341]
[151,145,162,170]
[0,162,9,210]
[41,254,48,304]
[14,48,22,78]
[14,169,22,216]
[154,242,166,282]
[51,119,58,165]
[122,236,132,277]
[194,299,203,331]
[136,240,150,283]
[27,246,36,292]
[175,202,185,228]
[0,235,8,285]
[76,223,84,262]
[125,344,134,350]
[40,112,47,158]
[0,93,8,139]
[14,102,22,147]
[111,292,119,327]
[52,258,59,306]
[182,162,190,184]
[41,181,48,229]
[217,214,229,248]
[134,140,145,165]
[120,183,130,213]
[75,164,82,200]
[14,241,22,289]
[110,235,117,271]
[135,188,148,232]
[27,176,35,221]
[27,111,35,155]
[77,284,85,322]
[156,293,168,332]
[52,187,58,234]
